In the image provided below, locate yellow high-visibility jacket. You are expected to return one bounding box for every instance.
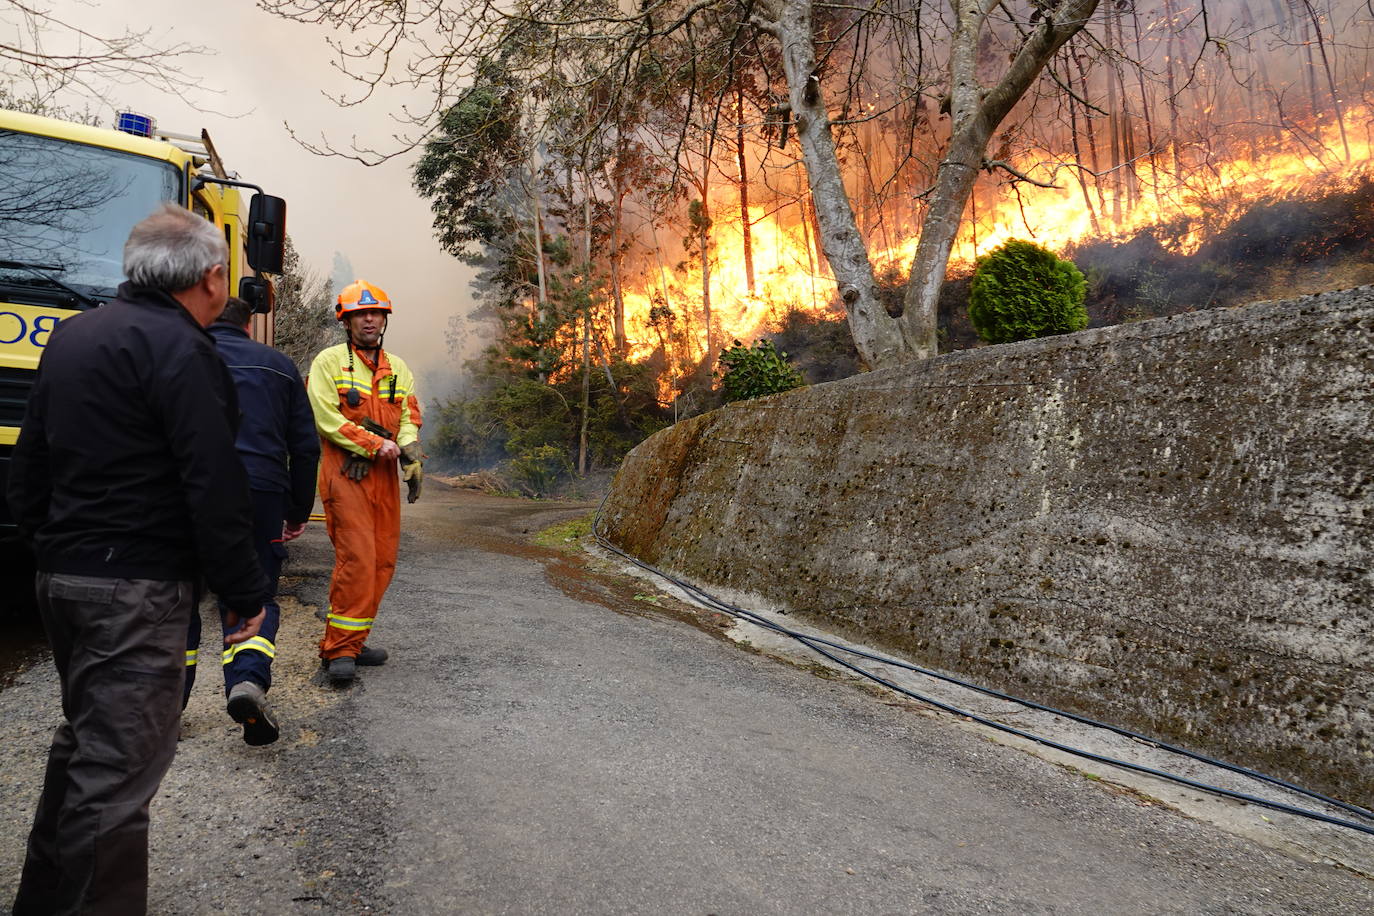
[306,343,421,458]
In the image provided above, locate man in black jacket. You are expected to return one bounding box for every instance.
[8,204,268,916]
[182,296,319,745]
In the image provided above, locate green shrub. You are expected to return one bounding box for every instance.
[717,339,805,403]
[426,356,671,476]
[509,444,570,496]
[968,239,1088,344]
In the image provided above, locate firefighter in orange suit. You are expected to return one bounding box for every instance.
[307,279,423,686]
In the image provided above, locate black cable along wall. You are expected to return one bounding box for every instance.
[599,286,1374,804]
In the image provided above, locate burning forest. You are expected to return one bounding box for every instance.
[268,0,1374,484]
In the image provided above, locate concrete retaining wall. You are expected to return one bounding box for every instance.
[600,287,1374,802]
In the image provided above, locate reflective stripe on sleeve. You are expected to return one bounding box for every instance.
[185,649,199,667]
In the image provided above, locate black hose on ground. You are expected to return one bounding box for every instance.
[590,511,1374,839]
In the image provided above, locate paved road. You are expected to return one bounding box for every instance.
[1,485,1371,914]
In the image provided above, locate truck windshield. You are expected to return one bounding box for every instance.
[0,129,182,300]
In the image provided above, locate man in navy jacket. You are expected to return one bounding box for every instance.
[183,295,319,746]
[8,204,267,915]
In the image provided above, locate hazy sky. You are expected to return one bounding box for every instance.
[38,0,480,396]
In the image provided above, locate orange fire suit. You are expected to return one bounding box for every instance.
[306,342,422,660]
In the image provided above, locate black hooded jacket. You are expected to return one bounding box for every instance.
[7,282,268,614]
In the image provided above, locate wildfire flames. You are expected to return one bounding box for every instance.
[620,103,1372,368]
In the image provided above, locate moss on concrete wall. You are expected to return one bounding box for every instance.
[601,286,1374,803]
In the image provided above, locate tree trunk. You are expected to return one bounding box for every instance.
[1067,74,1102,237]
[1071,53,1106,215]
[1103,10,1123,225]
[736,81,756,296]
[1129,3,1162,190]
[610,189,627,355]
[1110,5,1139,210]
[593,333,631,427]
[647,217,676,385]
[1300,0,1351,161]
[897,0,1099,360]
[1099,14,1121,225]
[532,185,548,307]
[799,197,820,312]
[609,130,628,355]
[579,195,592,475]
[531,178,549,384]
[1162,0,1183,179]
[773,0,906,368]
[899,130,983,358]
[698,177,715,366]
[807,195,824,271]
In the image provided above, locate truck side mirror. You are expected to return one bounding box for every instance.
[246,194,286,274]
[239,276,275,314]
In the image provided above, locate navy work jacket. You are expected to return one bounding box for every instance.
[207,321,320,526]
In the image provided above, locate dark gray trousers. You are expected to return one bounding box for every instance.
[13,574,193,916]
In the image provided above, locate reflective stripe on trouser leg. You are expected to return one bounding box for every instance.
[322,606,375,659]
[319,463,377,660]
[183,607,203,710]
[222,636,277,663]
[326,609,374,632]
[219,489,289,695]
[221,599,280,694]
[318,448,399,660]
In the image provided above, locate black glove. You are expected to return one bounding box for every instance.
[342,453,371,481]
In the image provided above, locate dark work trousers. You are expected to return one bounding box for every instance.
[13,574,193,916]
[184,488,286,705]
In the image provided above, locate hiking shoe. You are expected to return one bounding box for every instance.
[226,681,280,746]
[327,655,356,686]
[356,645,388,666]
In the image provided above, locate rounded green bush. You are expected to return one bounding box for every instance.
[717,339,804,403]
[968,239,1088,344]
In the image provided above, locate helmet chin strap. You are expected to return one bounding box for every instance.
[343,318,387,408]
[344,316,387,359]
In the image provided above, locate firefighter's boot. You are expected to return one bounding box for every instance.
[357,645,388,666]
[226,681,280,746]
[328,655,356,687]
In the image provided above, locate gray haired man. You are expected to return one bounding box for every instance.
[7,204,269,915]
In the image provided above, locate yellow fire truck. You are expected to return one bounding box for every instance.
[0,108,287,583]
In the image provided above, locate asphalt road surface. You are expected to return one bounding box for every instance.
[1,484,1370,914]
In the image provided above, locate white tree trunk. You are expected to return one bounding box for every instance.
[897,0,1101,362]
[770,0,907,369]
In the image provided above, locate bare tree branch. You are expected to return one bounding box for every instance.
[0,0,210,106]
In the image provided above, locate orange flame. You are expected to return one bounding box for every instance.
[621,104,1372,383]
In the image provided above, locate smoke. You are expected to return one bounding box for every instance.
[329,252,354,300]
[22,0,481,401]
